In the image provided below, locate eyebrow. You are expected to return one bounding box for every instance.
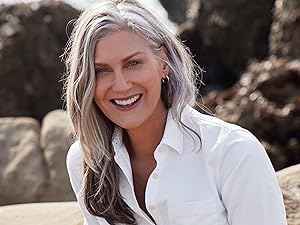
[94,51,145,66]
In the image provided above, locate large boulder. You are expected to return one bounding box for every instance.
[0,110,75,205]
[202,57,300,170]
[270,0,300,59]
[0,1,78,120]
[40,110,74,201]
[0,117,47,205]
[179,0,275,94]
[179,21,232,94]
[158,0,190,24]
[0,202,83,225]
[277,164,300,225]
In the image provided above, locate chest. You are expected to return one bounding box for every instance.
[117,148,225,225]
[131,159,157,219]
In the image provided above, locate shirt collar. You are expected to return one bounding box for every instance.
[160,109,184,155]
[162,105,201,154]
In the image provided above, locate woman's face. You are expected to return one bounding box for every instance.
[93,29,168,131]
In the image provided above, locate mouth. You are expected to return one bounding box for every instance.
[111,94,142,109]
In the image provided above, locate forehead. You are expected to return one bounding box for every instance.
[94,30,152,63]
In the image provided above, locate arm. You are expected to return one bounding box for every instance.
[66,142,109,225]
[219,130,287,225]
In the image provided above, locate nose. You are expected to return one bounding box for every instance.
[112,71,132,92]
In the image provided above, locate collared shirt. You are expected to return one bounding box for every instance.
[66,105,287,225]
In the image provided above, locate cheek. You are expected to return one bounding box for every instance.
[141,66,163,85]
[94,81,108,103]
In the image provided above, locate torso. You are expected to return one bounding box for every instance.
[130,158,157,223]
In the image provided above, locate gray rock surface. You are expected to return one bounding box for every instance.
[0,117,47,205]
[0,110,75,205]
[40,110,74,201]
[277,164,300,225]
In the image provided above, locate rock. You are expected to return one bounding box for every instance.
[0,117,47,205]
[179,21,233,94]
[0,202,83,225]
[179,0,275,94]
[0,1,79,120]
[40,110,74,201]
[196,0,275,70]
[270,0,300,59]
[201,57,300,170]
[0,110,75,205]
[277,164,300,225]
[158,0,190,24]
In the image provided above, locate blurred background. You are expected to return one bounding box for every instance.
[0,0,299,222]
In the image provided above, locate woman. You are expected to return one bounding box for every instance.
[64,0,287,224]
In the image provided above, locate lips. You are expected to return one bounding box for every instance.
[111,94,142,107]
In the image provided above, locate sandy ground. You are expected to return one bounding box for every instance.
[0,201,83,225]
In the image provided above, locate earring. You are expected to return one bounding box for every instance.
[162,74,170,84]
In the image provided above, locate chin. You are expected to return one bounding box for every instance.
[116,120,143,131]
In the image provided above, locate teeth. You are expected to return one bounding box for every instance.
[114,95,140,106]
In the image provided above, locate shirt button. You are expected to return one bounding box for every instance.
[153,173,159,179]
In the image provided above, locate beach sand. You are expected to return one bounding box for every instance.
[0,201,83,225]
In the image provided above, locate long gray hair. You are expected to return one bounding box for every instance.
[63,0,199,224]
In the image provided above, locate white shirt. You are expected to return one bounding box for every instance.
[66,105,287,225]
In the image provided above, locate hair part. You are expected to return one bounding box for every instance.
[62,0,200,224]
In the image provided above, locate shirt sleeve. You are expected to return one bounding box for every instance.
[66,142,109,225]
[219,129,287,225]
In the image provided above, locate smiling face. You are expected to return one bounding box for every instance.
[93,30,169,131]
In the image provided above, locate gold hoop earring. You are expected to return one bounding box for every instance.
[162,74,170,84]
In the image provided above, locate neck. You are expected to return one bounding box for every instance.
[123,104,168,160]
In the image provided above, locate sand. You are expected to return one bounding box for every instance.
[0,201,83,225]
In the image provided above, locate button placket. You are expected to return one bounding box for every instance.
[145,145,168,225]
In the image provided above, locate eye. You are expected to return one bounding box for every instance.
[95,67,110,74]
[127,60,140,67]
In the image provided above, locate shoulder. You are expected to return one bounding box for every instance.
[182,105,255,144]
[66,140,83,167]
[66,140,84,188]
[182,105,268,161]
[182,105,243,133]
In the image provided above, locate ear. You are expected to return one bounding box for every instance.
[159,46,170,78]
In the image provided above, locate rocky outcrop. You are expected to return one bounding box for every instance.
[0,1,78,120]
[158,0,190,24]
[40,110,74,201]
[277,164,300,225]
[202,57,300,171]
[0,110,74,206]
[0,117,47,205]
[0,202,83,225]
[198,0,300,170]
[179,0,275,94]
[270,0,300,59]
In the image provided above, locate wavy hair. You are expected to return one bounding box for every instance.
[63,0,200,224]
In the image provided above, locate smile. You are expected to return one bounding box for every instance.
[112,94,142,107]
